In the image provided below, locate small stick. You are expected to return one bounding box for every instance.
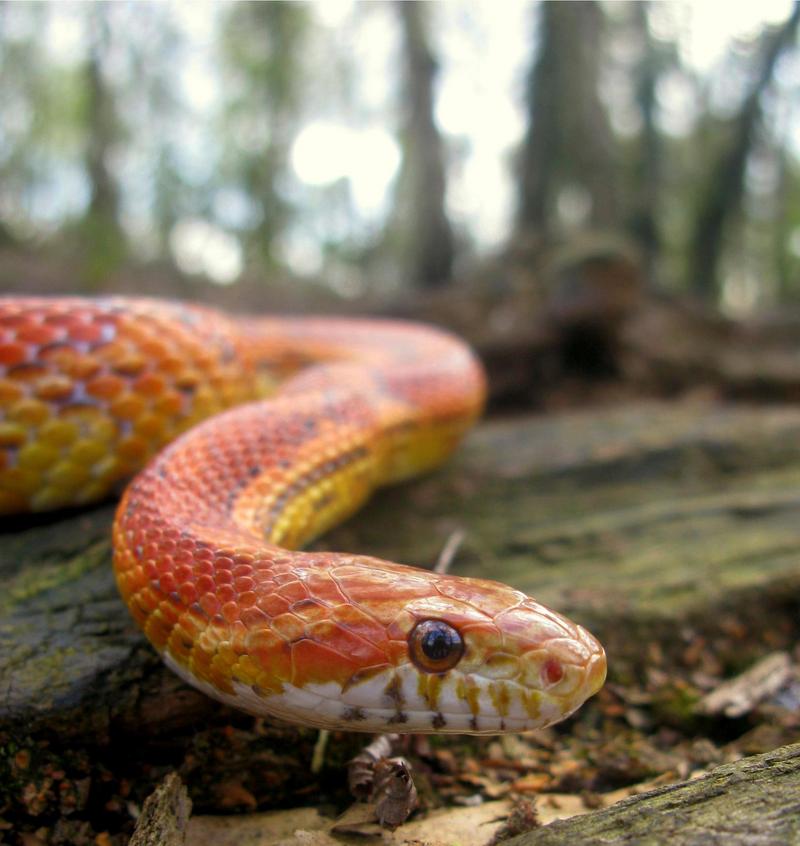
[434,528,465,574]
[311,728,330,774]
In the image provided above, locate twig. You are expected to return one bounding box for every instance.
[434,528,466,574]
[310,728,330,774]
[697,652,794,718]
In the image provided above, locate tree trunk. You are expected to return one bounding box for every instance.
[81,7,127,283]
[516,1,618,238]
[688,1,800,300]
[629,2,662,279]
[393,0,454,289]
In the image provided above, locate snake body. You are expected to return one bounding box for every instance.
[1,297,605,733]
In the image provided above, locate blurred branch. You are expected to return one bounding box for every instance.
[688,1,800,300]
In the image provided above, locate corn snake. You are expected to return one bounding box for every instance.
[0,297,605,733]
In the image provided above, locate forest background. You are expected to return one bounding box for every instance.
[2,0,799,328]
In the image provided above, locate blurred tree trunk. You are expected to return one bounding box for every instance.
[688,1,800,300]
[81,7,127,283]
[392,0,454,289]
[629,2,661,280]
[220,2,307,268]
[516,1,618,238]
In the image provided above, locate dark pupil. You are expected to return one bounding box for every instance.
[422,625,455,660]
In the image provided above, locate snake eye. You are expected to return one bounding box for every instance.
[409,619,464,673]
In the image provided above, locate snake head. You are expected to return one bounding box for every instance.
[233,556,606,735]
[374,573,607,734]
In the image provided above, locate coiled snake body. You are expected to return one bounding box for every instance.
[0,297,605,733]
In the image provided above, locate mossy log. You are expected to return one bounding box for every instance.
[507,742,800,846]
[2,401,800,835]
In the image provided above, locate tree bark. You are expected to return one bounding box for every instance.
[688,2,800,300]
[81,7,127,283]
[629,2,662,279]
[393,0,454,288]
[516,1,618,237]
[506,743,800,846]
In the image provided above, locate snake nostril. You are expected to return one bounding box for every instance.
[542,658,564,687]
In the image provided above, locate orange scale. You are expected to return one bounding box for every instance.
[215,568,233,585]
[233,576,254,593]
[291,640,359,688]
[158,572,177,593]
[240,606,267,627]
[0,380,24,403]
[16,323,60,345]
[174,564,193,584]
[217,584,236,604]
[232,564,253,579]
[271,612,306,641]
[153,391,183,416]
[157,600,182,627]
[133,372,166,397]
[384,640,409,665]
[0,342,28,367]
[172,551,193,571]
[145,615,174,652]
[256,593,290,618]
[215,547,238,559]
[233,553,255,566]
[156,555,175,577]
[177,586,197,609]
[305,573,348,605]
[167,629,193,662]
[331,604,388,643]
[207,661,235,696]
[195,574,215,595]
[189,646,214,678]
[277,580,308,603]
[193,546,214,561]
[33,375,75,401]
[69,322,105,344]
[291,598,330,623]
[179,612,205,641]
[198,593,220,618]
[221,601,240,624]
[307,620,387,665]
[193,559,214,576]
[142,543,160,559]
[86,374,126,400]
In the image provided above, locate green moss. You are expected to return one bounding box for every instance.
[0,540,109,615]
